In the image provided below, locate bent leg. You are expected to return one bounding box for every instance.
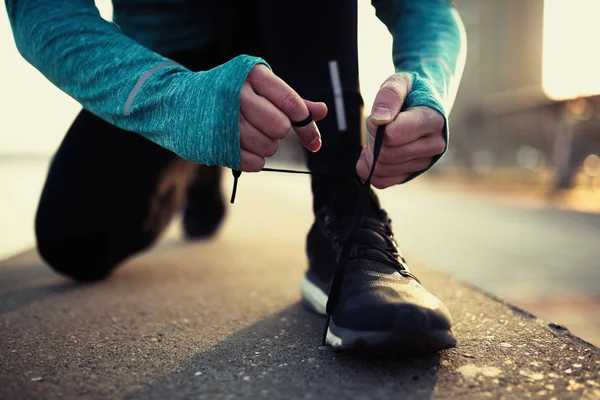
[35,110,196,281]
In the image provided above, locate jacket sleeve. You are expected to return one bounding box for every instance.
[5,0,267,169]
[372,0,467,171]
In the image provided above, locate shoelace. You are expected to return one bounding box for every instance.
[229,124,416,344]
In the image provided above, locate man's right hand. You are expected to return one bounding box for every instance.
[239,65,328,172]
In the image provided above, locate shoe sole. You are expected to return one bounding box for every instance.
[301,274,456,354]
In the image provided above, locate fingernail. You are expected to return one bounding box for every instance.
[308,135,322,152]
[371,105,392,121]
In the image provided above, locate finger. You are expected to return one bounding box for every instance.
[240,149,265,172]
[247,66,321,152]
[368,73,412,125]
[371,157,433,177]
[305,100,328,122]
[367,106,444,147]
[377,134,446,164]
[240,113,279,158]
[240,82,291,140]
[364,127,442,176]
[370,174,412,190]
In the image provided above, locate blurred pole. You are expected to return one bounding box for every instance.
[553,113,574,190]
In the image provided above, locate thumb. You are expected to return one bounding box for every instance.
[369,73,412,126]
[304,100,328,122]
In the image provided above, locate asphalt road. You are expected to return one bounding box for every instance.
[1,172,599,399]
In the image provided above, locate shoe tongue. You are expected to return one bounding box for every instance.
[332,175,382,219]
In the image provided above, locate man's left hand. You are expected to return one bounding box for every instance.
[356,73,446,189]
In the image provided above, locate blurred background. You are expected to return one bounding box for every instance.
[1,1,599,345]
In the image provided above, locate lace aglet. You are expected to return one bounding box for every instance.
[230,169,242,204]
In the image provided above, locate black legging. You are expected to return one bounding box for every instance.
[35,0,363,281]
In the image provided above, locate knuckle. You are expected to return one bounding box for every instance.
[281,91,304,116]
[377,85,403,101]
[265,140,279,157]
[247,64,266,82]
[423,107,445,132]
[385,126,399,145]
[371,177,387,190]
[397,73,413,91]
[432,114,445,132]
[434,139,446,155]
[412,107,426,126]
[240,83,252,101]
[396,73,413,90]
[249,158,265,172]
[247,66,259,78]
[418,159,432,170]
[257,157,266,171]
[272,118,291,139]
[381,73,411,94]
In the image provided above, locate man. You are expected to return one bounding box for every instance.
[6,0,466,353]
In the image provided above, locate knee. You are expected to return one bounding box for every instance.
[34,188,151,282]
[36,207,114,282]
[36,230,114,282]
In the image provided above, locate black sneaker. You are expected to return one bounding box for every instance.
[302,177,456,354]
[183,166,226,239]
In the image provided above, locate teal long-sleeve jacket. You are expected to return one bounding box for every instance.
[5,0,466,170]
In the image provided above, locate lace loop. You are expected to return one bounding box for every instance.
[230,125,390,346]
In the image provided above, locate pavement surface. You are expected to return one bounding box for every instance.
[3,157,600,347]
[1,172,599,399]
